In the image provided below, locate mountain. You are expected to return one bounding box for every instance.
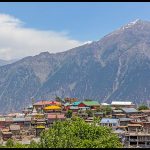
[0,19,150,113]
[0,59,18,66]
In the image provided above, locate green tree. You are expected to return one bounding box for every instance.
[102,106,112,115]
[39,117,122,148]
[29,140,39,148]
[138,104,149,111]
[6,139,14,148]
[86,109,93,117]
[84,99,93,101]
[66,110,73,118]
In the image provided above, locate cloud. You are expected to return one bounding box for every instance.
[0,14,86,60]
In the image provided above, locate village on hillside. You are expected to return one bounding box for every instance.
[0,97,150,148]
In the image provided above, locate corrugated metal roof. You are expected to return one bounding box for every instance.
[100,118,119,124]
[101,103,109,105]
[111,101,133,105]
[13,118,25,122]
[122,108,138,113]
[119,118,134,121]
[113,110,123,113]
[69,106,79,110]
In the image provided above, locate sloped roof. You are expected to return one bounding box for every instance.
[69,106,79,110]
[111,101,133,105]
[122,108,138,113]
[13,118,25,122]
[44,105,61,110]
[64,102,70,106]
[72,101,81,106]
[101,103,109,106]
[119,118,134,121]
[140,110,150,113]
[113,110,123,113]
[82,101,100,106]
[100,118,119,124]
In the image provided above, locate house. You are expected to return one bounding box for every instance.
[44,105,61,113]
[94,112,104,118]
[33,100,52,112]
[112,109,126,119]
[9,124,21,136]
[4,117,13,128]
[127,124,143,132]
[69,106,79,113]
[111,101,135,109]
[63,102,70,111]
[100,118,120,129]
[47,114,65,126]
[35,120,46,137]
[72,101,81,106]
[13,118,25,127]
[78,101,100,109]
[0,118,5,129]
[140,110,150,116]
[1,128,12,141]
[24,117,31,129]
[121,108,139,117]
[119,118,134,126]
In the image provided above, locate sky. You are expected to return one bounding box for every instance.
[0,2,150,60]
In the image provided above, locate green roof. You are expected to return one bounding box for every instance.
[82,101,100,106]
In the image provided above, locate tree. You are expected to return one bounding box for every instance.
[6,139,14,148]
[29,140,39,148]
[138,104,149,111]
[84,99,93,101]
[66,110,73,118]
[39,117,123,148]
[86,109,93,117]
[102,106,112,115]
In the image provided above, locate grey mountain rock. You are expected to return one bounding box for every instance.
[0,19,150,113]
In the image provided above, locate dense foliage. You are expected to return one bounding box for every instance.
[1,117,122,148]
[40,117,122,148]
[138,104,149,110]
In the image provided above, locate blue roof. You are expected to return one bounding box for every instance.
[100,118,119,124]
[72,101,81,106]
[122,108,138,113]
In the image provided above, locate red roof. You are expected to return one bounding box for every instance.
[33,100,52,106]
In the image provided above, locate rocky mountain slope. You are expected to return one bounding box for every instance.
[0,19,150,113]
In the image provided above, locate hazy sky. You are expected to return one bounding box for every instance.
[0,2,150,60]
